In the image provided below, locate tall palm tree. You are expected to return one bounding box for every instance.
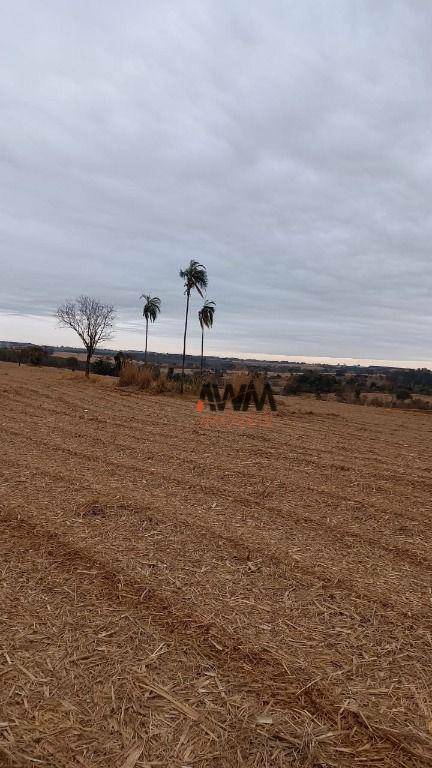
[179,260,208,392]
[140,294,161,363]
[198,300,215,375]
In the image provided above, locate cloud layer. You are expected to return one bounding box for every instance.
[1,1,431,360]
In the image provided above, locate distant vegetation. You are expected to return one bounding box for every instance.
[2,337,432,411]
[118,361,201,395]
[282,368,432,410]
[386,368,432,395]
[0,345,79,370]
[284,371,341,396]
[2,258,432,411]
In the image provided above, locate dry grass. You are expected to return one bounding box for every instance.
[1,361,432,766]
[230,369,250,394]
[151,373,171,394]
[118,361,155,390]
[230,371,266,398]
[118,362,201,396]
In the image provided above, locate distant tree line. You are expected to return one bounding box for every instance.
[386,368,432,395]
[0,345,80,370]
[283,371,341,396]
[283,368,432,401]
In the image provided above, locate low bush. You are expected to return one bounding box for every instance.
[284,371,340,396]
[119,363,196,395]
[394,388,412,402]
[92,357,116,376]
[230,371,251,396]
[64,356,79,371]
[229,371,267,399]
[366,396,388,408]
[151,374,173,394]
[392,396,431,411]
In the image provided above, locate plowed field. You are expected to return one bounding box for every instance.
[1,362,432,767]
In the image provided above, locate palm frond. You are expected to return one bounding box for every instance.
[179,260,208,296]
[198,300,216,329]
[141,294,161,322]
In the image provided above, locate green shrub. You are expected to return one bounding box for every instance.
[92,357,116,376]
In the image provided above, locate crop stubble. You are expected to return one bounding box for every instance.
[1,363,432,766]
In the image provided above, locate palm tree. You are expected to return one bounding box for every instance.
[179,260,208,392]
[198,300,215,375]
[140,294,161,363]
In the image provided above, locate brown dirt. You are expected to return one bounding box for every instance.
[1,362,432,767]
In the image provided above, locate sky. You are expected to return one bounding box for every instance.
[1,1,432,367]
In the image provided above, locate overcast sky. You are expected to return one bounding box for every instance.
[1,1,431,365]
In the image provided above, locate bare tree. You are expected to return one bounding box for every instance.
[57,295,115,377]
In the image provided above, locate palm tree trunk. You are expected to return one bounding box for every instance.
[180,291,190,394]
[145,318,148,363]
[200,327,204,376]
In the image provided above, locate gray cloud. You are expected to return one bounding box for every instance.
[1,0,432,361]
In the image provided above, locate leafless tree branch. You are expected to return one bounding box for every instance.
[57,295,115,376]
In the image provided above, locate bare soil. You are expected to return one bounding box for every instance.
[1,362,432,767]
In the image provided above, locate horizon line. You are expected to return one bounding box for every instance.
[2,338,432,371]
